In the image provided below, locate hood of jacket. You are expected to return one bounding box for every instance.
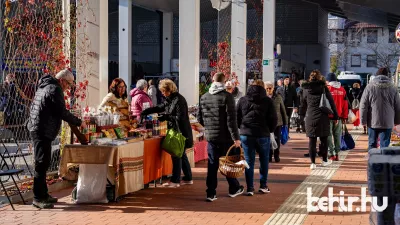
[328,81,341,89]
[130,88,148,97]
[246,85,267,102]
[38,75,60,89]
[370,75,394,89]
[302,79,326,95]
[208,82,225,95]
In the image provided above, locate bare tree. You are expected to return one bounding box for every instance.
[361,42,400,75]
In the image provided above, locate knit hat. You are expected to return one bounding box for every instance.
[325,73,337,82]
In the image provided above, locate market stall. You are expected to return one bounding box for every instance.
[59,140,144,199]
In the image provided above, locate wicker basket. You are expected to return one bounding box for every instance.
[219,145,245,178]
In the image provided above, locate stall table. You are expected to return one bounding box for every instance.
[143,137,173,184]
[59,141,144,199]
[194,140,208,162]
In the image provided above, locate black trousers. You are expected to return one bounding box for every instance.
[206,141,240,195]
[270,126,282,158]
[309,137,328,164]
[170,150,192,183]
[33,137,52,201]
[285,107,293,128]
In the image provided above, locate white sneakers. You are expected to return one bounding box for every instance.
[162,182,180,188]
[321,160,332,167]
[310,160,332,170]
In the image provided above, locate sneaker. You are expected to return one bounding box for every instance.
[329,156,336,161]
[206,194,217,202]
[181,180,194,185]
[247,188,255,196]
[310,163,317,170]
[162,182,180,188]
[229,186,244,198]
[274,155,280,163]
[321,160,332,167]
[46,195,58,203]
[32,199,54,209]
[259,186,271,194]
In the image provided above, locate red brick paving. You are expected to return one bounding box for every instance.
[0,128,371,225]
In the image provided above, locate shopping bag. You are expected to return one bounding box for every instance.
[161,128,186,158]
[352,99,360,109]
[290,111,299,127]
[281,125,289,145]
[74,164,108,204]
[270,133,278,150]
[347,110,356,123]
[340,124,355,150]
[319,88,333,114]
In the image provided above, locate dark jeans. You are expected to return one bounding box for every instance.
[368,128,392,150]
[170,150,192,183]
[206,141,240,195]
[270,126,282,158]
[309,137,328,163]
[241,136,270,190]
[33,137,52,201]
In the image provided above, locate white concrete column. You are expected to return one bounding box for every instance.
[99,0,109,101]
[162,12,173,74]
[262,0,276,82]
[119,0,132,89]
[231,1,247,93]
[62,0,71,66]
[179,0,200,106]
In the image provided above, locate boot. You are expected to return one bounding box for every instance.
[274,150,280,163]
[363,126,367,134]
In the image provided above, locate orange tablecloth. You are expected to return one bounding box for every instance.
[143,137,173,184]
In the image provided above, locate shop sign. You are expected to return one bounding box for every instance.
[396,23,400,43]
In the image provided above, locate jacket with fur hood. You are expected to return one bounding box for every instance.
[360,75,400,129]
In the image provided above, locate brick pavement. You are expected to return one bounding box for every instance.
[0,127,371,225]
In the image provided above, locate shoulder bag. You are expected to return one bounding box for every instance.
[319,87,333,114]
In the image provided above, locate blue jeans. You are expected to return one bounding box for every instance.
[240,136,270,190]
[368,128,392,150]
[206,142,240,195]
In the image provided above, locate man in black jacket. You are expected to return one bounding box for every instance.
[198,72,244,202]
[27,69,86,209]
[278,76,299,127]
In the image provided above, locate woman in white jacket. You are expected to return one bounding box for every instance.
[147,79,158,106]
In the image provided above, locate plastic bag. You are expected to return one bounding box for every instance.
[290,111,299,127]
[74,164,108,204]
[281,125,289,145]
[352,99,360,109]
[270,133,278,150]
[347,110,356,123]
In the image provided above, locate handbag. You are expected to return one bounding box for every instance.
[161,119,186,158]
[352,99,360,109]
[319,87,333,114]
[281,125,289,145]
[340,124,355,150]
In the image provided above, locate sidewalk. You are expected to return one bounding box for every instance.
[0,126,370,225]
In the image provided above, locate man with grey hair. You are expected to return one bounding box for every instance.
[130,79,152,120]
[28,69,86,209]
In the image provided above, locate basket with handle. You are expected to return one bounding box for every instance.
[219,145,246,178]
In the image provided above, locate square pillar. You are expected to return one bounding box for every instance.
[162,12,173,74]
[263,0,276,82]
[99,0,109,100]
[231,1,247,93]
[119,0,132,89]
[179,0,200,106]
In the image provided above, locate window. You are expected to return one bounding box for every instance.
[389,55,399,68]
[367,55,377,67]
[351,55,361,67]
[389,32,396,43]
[367,30,378,43]
[351,29,361,41]
[336,30,344,43]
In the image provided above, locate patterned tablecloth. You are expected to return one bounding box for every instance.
[59,141,144,198]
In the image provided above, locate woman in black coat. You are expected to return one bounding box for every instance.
[299,70,338,170]
[141,79,193,187]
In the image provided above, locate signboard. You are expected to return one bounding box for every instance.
[199,59,209,72]
[1,58,46,72]
[263,60,269,66]
[396,23,400,43]
[171,59,210,73]
[171,59,179,72]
